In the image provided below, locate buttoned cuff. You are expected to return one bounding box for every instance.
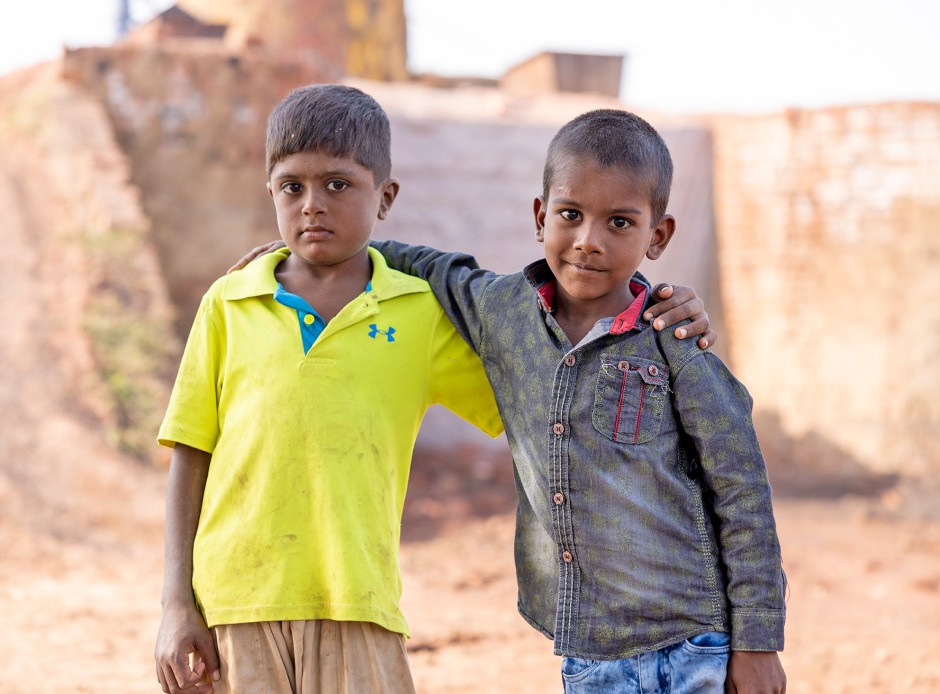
[729,609,786,651]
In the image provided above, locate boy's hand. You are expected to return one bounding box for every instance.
[155,601,220,693]
[226,239,286,273]
[644,283,716,350]
[726,651,786,694]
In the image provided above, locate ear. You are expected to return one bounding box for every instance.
[533,196,547,243]
[266,181,274,198]
[645,214,676,260]
[377,178,400,220]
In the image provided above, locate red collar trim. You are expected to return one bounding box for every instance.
[611,282,648,334]
[537,278,647,335]
[536,282,556,312]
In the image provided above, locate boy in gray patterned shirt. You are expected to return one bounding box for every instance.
[372,109,787,694]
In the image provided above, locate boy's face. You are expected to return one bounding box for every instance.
[267,150,398,269]
[534,155,675,317]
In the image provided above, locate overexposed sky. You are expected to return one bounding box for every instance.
[0,0,937,115]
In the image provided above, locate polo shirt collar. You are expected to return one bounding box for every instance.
[222,248,288,300]
[521,258,652,335]
[222,246,430,302]
[366,246,432,300]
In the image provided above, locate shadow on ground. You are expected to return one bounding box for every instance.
[756,411,899,499]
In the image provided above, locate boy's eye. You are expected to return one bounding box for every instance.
[281,182,302,194]
[611,217,631,229]
[559,209,581,222]
[326,180,349,191]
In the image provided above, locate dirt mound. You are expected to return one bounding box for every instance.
[0,65,169,692]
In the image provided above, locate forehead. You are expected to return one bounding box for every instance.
[269,149,371,179]
[548,156,652,207]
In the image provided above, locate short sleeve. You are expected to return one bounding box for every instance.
[427,307,503,438]
[157,292,224,452]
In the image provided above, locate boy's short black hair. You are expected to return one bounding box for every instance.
[542,109,673,224]
[265,83,391,184]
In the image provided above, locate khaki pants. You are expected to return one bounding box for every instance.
[211,620,416,694]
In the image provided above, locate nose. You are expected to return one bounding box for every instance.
[301,189,326,216]
[573,221,604,254]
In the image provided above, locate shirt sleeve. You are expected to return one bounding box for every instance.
[663,330,787,652]
[426,304,504,438]
[157,290,224,452]
[371,240,499,356]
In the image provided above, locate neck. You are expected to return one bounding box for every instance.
[552,283,636,346]
[280,248,371,285]
[276,250,372,322]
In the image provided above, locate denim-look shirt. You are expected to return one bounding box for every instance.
[374,240,786,659]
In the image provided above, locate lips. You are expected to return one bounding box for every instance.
[566,261,603,274]
[300,226,331,240]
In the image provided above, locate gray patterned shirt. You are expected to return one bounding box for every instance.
[374,240,786,659]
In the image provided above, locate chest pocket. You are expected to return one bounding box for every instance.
[592,356,669,445]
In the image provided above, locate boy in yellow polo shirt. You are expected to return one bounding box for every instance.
[153,84,504,694]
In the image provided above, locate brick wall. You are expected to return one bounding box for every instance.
[711,104,940,476]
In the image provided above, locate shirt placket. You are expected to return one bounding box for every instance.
[549,348,580,654]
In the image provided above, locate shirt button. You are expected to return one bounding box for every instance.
[564,355,576,366]
[552,423,565,435]
[618,360,630,371]
[562,551,573,563]
[553,492,565,505]
[303,314,315,325]
[648,364,660,377]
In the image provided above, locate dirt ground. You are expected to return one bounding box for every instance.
[1,444,940,694]
[1,96,939,694]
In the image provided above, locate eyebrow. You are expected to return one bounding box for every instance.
[551,197,643,216]
[272,166,364,181]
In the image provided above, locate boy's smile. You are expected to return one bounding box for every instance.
[534,155,674,326]
[267,150,398,274]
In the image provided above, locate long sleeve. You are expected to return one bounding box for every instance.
[371,240,501,356]
[665,336,787,651]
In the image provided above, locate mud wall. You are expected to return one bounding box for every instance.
[63,45,326,336]
[711,104,940,477]
[178,0,408,81]
[0,66,179,461]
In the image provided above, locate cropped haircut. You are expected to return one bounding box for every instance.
[265,84,392,185]
[542,109,673,224]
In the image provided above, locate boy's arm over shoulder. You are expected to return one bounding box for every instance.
[372,239,499,355]
[658,325,787,654]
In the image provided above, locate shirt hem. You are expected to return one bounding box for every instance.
[203,604,410,640]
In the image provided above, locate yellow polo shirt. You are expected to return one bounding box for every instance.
[158,247,502,635]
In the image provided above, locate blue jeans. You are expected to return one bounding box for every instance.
[561,632,730,694]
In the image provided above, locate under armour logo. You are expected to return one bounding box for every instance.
[368,324,396,342]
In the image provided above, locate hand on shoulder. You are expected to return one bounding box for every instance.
[227,239,286,274]
[643,283,716,350]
